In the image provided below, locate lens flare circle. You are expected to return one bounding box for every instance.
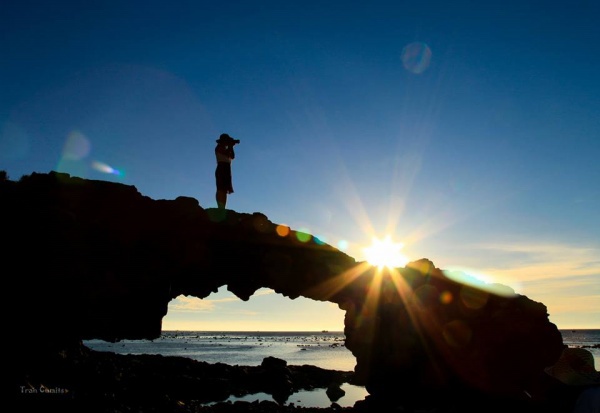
[401,42,432,74]
[63,130,91,160]
[91,161,122,176]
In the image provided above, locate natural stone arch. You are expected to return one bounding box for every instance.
[5,172,565,407]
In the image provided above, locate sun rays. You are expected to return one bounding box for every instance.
[363,235,409,269]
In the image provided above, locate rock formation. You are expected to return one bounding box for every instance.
[5,171,565,409]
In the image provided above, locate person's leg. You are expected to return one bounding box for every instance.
[215,163,228,209]
[216,190,227,209]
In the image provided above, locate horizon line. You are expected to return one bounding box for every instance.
[161,330,345,333]
[159,328,599,333]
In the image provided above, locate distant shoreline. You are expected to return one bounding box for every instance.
[161,330,346,333]
[158,329,599,333]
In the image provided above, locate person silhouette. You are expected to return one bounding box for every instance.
[544,348,600,413]
[527,347,600,412]
[214,133,238,209]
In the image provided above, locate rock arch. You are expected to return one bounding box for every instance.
[5,171,564,405]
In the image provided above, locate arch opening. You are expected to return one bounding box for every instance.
[85,287,368,408]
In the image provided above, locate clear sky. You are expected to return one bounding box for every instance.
[2,1,598,330]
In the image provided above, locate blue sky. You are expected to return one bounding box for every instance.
[2,1,598,329]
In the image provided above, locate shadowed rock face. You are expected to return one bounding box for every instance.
[4,171,564,404]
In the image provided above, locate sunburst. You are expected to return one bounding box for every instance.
[363,235,408,269]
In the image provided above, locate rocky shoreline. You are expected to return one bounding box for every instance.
[16,342,560,413]
[17,342,358,413]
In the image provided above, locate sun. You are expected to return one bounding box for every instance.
[363,236,409,269]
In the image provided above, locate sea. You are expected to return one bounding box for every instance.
[84,329,599,409]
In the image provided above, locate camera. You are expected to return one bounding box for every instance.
[217,133,240,145]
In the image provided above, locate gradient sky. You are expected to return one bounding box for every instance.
[2,1,598,330]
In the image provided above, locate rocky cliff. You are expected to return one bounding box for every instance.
[4,171,564,408]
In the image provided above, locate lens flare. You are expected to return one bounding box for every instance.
[314,235,326,245]
[295,231,311,243]
[276,225,290,237]
[443,268,516,297]
[91,161,123,176]
[401,42,432,74]
[440,290,453,304]
[63,130,91,160]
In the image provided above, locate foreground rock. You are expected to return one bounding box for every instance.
[16,343,560,413]
[17,343,356,412]
[4,171,565,410]
[16,343,568,413]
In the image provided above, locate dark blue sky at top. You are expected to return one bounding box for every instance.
[1,0,599,247]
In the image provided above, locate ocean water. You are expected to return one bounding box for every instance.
[84,329,599,408]
[86,331,355,371]
[85,331,366,408]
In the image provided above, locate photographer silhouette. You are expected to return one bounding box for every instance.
[214,133,239,209]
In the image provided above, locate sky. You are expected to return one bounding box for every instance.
[1,1,599,330]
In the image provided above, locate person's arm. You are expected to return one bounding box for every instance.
[216,143,235,160]
[216,144,232,158]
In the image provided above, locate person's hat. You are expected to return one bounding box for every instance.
[216,133,234,143]
[544,348,600,386]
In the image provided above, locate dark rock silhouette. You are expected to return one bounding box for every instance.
[5,171,565,411]
[326,383,346,402]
